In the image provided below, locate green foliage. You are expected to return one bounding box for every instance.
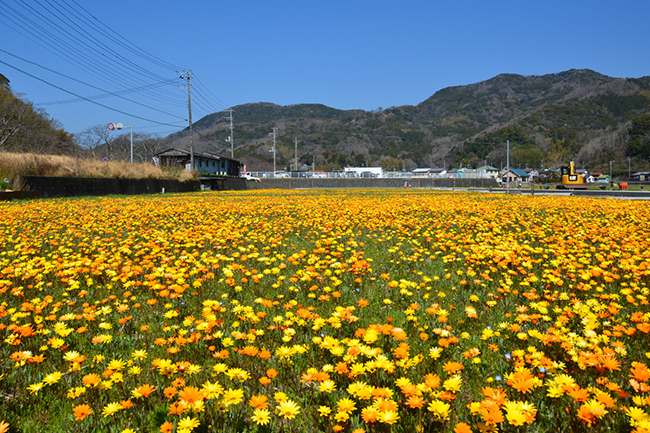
[456,126,535,167]
[177,69,650,170]
[0,84,77,154]
[592,93,650,117]
[627,114,650,159]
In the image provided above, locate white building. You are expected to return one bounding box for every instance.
[344,167,383,178]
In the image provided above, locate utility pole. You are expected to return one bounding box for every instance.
[179,71,194,169]
[628,156,631,180]
[225,108,234,158]
[269,127,277,176]
[294,137,298,172]
[506,139,510,193]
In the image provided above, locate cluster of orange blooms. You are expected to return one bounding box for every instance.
[0,189,649,432]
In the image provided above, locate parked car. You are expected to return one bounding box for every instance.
[242,174,261,182]
[274,171,289,178]
[311,171,327,179]
[331,170,345,178]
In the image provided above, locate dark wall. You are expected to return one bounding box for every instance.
[19,176,201,198]
[247,177,498,190]
[200,177,248,191]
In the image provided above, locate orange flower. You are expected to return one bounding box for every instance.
[168,402,186,415]
[249,394,269,410]
[266,368,278,378]
[358,299,369,307]
[163,387,177,398]
[178,386,204,404]
[454,422,473,433]
[508,369,536,394]
[159,421,174,433]
[72,404,93,420]
[406,395,426,409]
[82,373,101,387]
[630,362,650,382]
[424,373,441,389]
[442,361,464,374]
[132,384,156,398]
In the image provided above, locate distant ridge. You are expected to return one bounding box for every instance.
[165,69,650,172]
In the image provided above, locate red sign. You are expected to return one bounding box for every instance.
[107,123,115,130]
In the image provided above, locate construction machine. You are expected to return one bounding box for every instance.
[556,161,588,189]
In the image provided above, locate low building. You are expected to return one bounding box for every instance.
[502,168,530,185]
[155,148,242,177]
[476,165,500,179]
[344,167,383,178]
[632,171,650,181]
[412,168,447,178]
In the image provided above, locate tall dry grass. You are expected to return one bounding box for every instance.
[0,152,195,187]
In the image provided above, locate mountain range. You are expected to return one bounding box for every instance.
[165,69,650,172]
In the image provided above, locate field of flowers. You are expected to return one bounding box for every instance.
[1,189,649,433]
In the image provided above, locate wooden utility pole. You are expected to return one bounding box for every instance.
[294,137,298,171]
[180,71,194,169]
[226,109,234,158]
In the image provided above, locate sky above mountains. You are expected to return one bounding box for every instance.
[1,0,649,137]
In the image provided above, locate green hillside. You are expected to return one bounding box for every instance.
[166,69,650,174]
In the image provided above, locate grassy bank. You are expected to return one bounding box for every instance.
[0,152,195,188]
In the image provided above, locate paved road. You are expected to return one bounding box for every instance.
[467,188,650,200]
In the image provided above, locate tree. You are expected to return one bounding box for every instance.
[0,83,77,154]
[76,124,113,159]
[627,114,650,159]
[76,125,166,162]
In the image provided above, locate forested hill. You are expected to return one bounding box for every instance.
[0,74,78,155]
[167,69,650,172]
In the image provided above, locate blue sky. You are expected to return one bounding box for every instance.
[1,0,649,137]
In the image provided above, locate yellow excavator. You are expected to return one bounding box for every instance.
[556,161,588,189]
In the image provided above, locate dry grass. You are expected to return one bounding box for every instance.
[0,152,195,186]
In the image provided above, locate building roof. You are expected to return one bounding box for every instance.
[155,148,239,162]
[507,168,530,177]
[477,165,499,171]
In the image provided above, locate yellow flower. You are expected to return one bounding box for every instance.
[318,380,336,393]
[107,359,125,371]
[443,375,463,393]
[429,347,443,359]
[277,400,300,419]
[131,349,148,360]
[378,410,400,424]
[252,408,271,425]
[27,383,44,395]
[318,406,332,417]
[222,388,244,407]
[102,402,121,417]
[427,400,451,422]
[42,371,63,386]
[177,416,200,431]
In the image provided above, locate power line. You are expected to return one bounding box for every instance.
[0,58,185,127]
[0,7,180,105]
[64,0,184,71]
[0,48,184,119]
[0,3,187,107]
